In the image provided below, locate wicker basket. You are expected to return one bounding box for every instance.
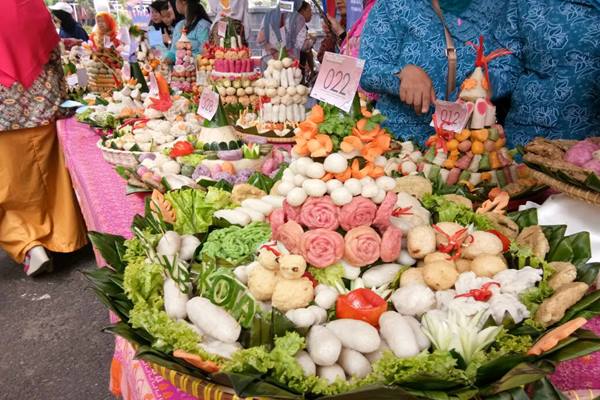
[529,169,600,206]
[96,140,153,168]
[151,364,265,400]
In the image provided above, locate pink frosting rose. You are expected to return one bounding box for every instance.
[372,192,398,233]
[283,200,301,222]
[300,228,345,268]
[276,220,304,254]
[380,226,402,262]
[344,226,381,267]
[299,196,340,230]
[339,196,377,231]
[269,208,286,239]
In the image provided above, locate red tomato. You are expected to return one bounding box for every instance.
[170,141,194,158]
[336,288,388,327]
[488,229,511,252]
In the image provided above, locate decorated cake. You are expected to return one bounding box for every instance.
[86,12,123,94]
[419,37,533,193]
[202,24,260,108]
[236,52,310,139]
[171,31,196,92]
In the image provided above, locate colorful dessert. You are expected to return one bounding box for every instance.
[170,31,196,93]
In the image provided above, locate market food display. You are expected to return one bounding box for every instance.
[87,100,600,399]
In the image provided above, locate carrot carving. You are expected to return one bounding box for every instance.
[150,190,176,224]
[173,350,220,373]
[528,317,587,356]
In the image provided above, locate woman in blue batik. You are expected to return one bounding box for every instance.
[359,0,506,142]
[488,0,600,146]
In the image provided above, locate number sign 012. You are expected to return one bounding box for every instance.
[430,100,471,133]
[310,52,365,112]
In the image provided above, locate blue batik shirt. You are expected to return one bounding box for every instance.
[488,0,600,146]
[359,0,506,143]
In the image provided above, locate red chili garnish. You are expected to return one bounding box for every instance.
[169,141,194,158]
[391,206,413,217]
[432,225,471,260]
[488,229,511,253]
[260,242,282,257]
[336,288,388,327]
[302,271,318,288]
[454,282,500,302]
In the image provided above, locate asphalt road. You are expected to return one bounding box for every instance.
[0,246,114,400]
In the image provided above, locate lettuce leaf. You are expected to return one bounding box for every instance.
[374,350,472,388]
[178,153,205,167]
[308,263,345,288]
[486,330,533,360]
[123,259,164,308]
[519,262,555,315]
[421,194,493,230]
[225,331,378,396]
[165,187,231,234]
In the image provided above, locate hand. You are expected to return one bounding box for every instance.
[327,16,345,36]
[398,65,436,115]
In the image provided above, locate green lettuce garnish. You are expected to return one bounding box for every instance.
[486,329,533,360]
[308,263,345,291]
[225,331,378,396]
[421,194,493,230]
[374,350,472,387]
[165,187,231,235]
[178,153,205,167]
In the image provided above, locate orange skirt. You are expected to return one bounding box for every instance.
[0,123,87,262]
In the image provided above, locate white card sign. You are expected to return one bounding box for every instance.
[279,0,295,12]
[310,52,365,113]
[197,88,220,120]
[217,20,227,37]
[430,100,471,133]
[66,74,79,87]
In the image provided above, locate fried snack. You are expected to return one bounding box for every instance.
[535,282,589,327]
[516,225,550,259]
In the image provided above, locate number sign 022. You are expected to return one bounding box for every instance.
[197,88,220,120]
[310,52,365,112]
[430,100,471,133]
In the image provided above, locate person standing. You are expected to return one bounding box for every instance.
[317,0,346,62]
[163,0,212,63]
[49,2,89,42]
[488,0,600,145]
[149,1,167,32]
[0,0,87,276]
[359,0,506,142]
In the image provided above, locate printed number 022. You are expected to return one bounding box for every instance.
[323,68,351,96]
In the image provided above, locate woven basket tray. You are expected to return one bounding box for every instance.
[96,140,153,168]
[529,169,600,206]
[151,364,265,400]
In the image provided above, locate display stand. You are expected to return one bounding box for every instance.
[56,117,600,400]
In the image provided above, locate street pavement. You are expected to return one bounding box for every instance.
[0,245,114,399]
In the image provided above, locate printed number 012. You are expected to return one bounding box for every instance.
[323,68,351,96]
[440,109,460,125]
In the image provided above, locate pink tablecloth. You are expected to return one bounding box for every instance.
[57,118,200,400]
[56,117,598,399]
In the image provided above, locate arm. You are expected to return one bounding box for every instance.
[359,0,404,97]
[163,23,180,63]
[488,0,524,100]
[188,21,210,57]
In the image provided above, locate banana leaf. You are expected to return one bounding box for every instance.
[529,378,567,400]
[88,231,127,272]
[507,208,538,230]
[576,262,600,285]
[524,160,600,194]
[479,361,555,396]
[560,290,600,323]
[543,329,600,363]
[484,388,529,400]
[475,354,533,387]
[546,231,591,267]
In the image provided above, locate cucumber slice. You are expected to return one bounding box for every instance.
[459,170,472,182]
[479,154,490,171]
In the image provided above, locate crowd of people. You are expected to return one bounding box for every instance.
[0,0,598,277]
